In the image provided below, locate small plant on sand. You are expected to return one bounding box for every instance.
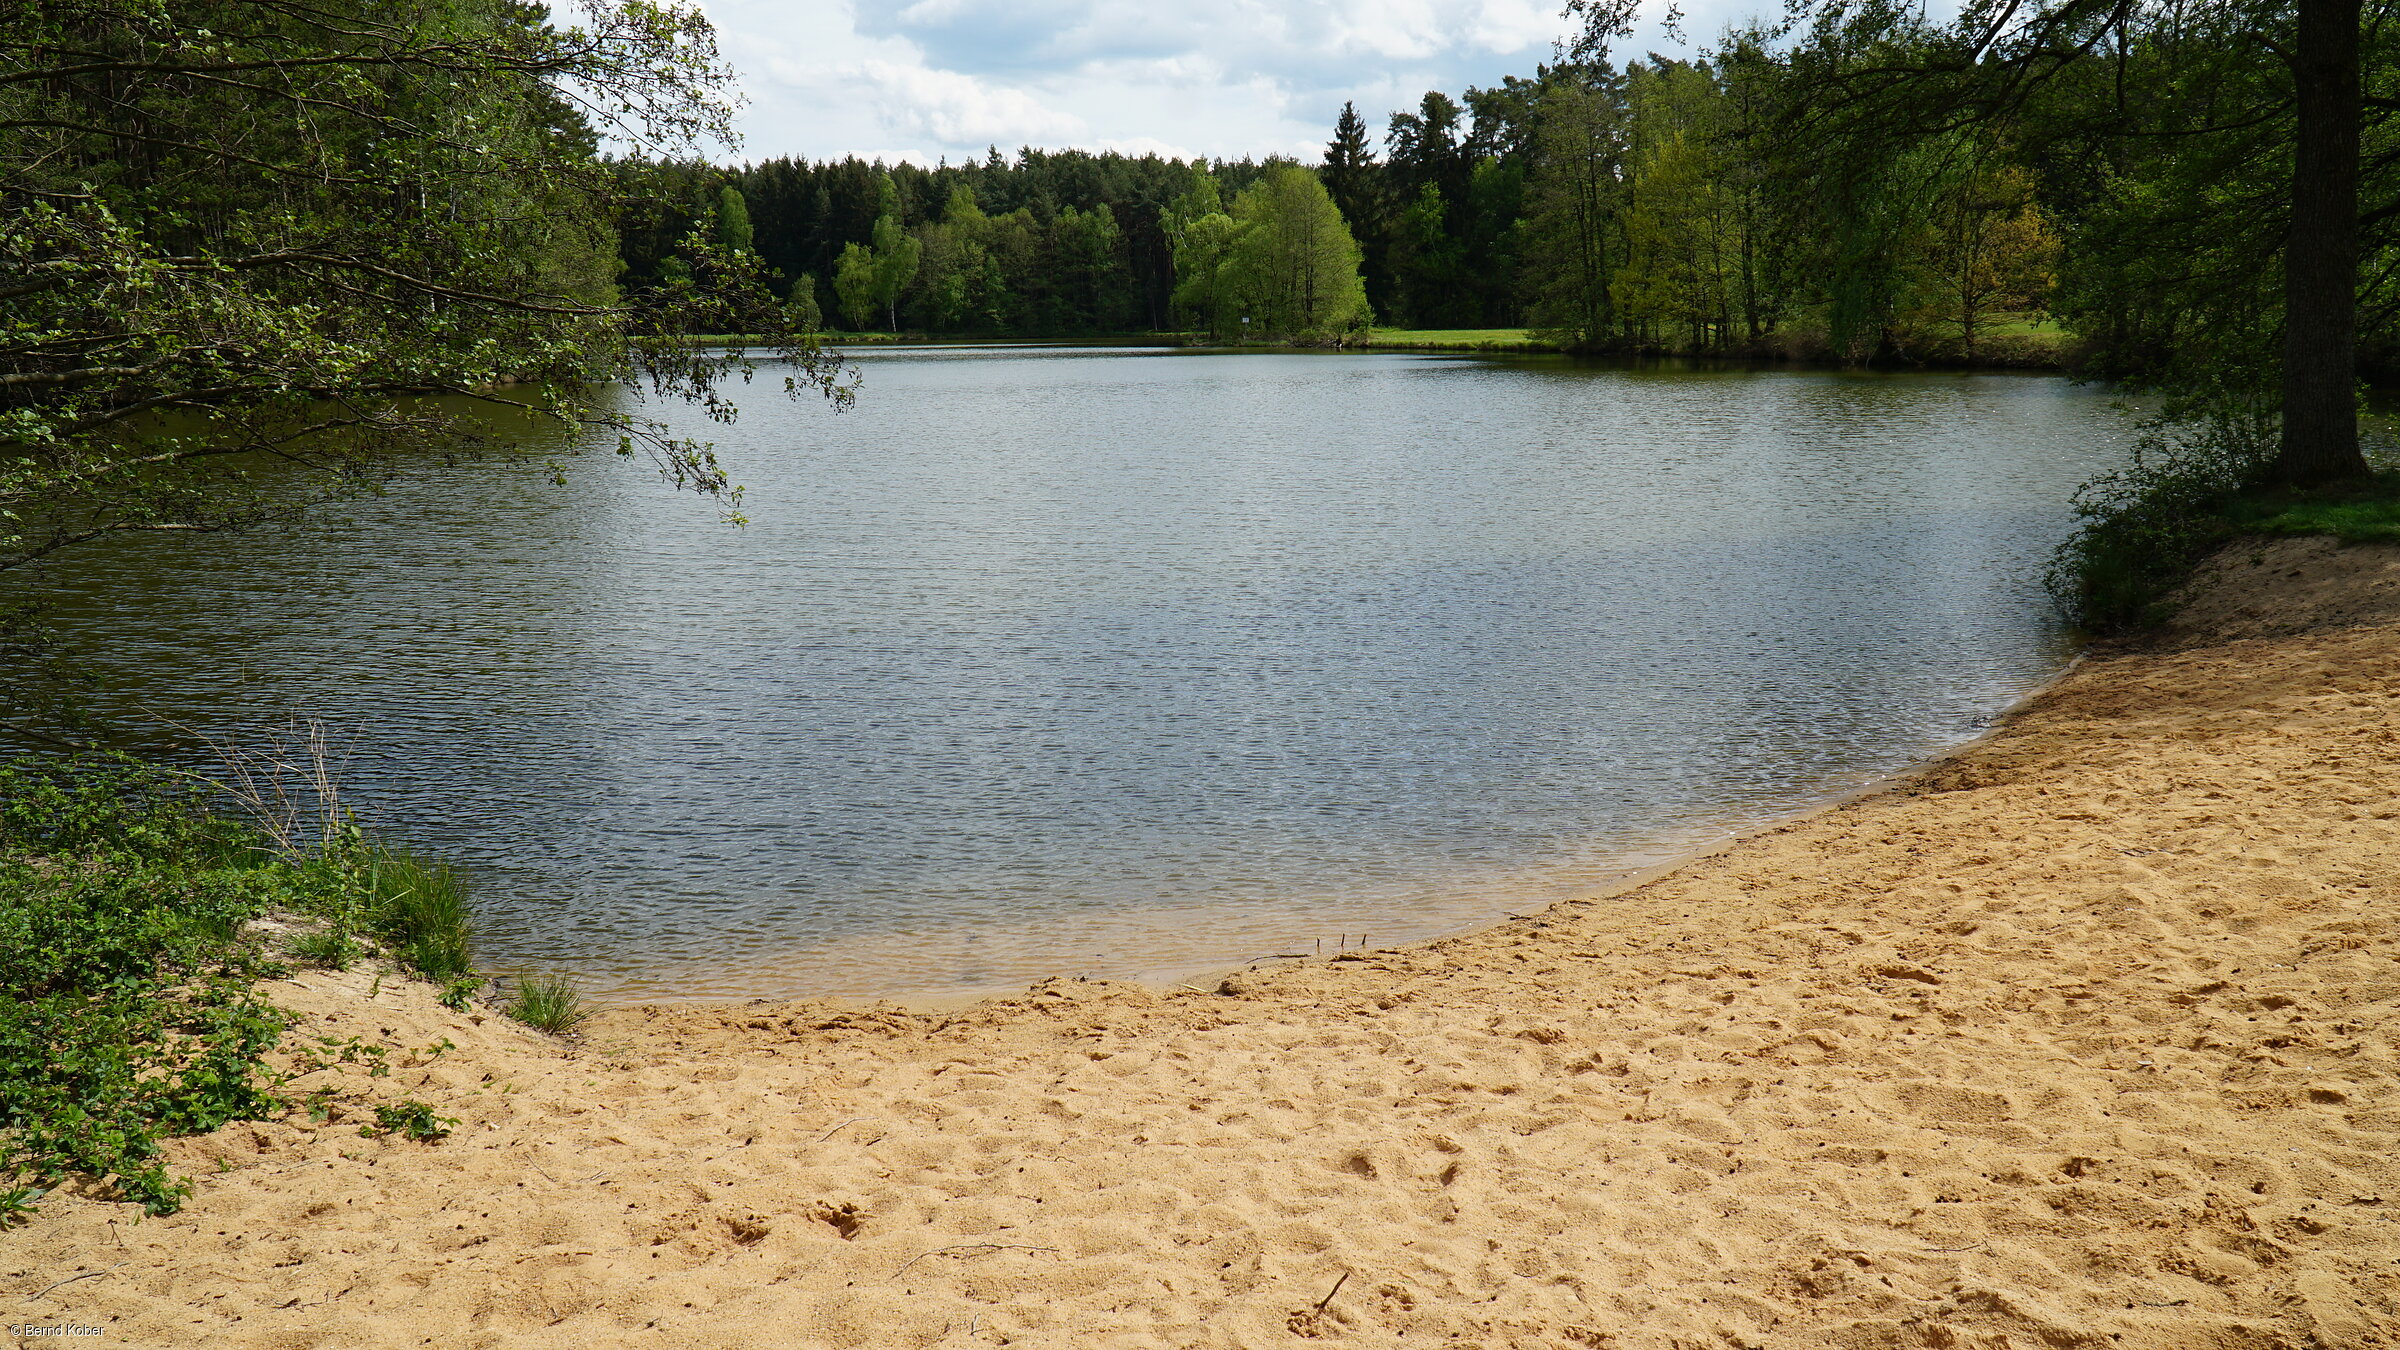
[286,923,360,970]
[0,1185,43,1228]
[507,973,589,1035]
[362,1100,456,1142]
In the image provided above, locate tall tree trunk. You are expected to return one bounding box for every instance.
[2275,0,2368,486]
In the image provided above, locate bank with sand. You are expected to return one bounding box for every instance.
[11,537,2400,1348]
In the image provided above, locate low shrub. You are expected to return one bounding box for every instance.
[2048,402,2400,633]
[2046,407,2275,632]
[0,752,483,1217]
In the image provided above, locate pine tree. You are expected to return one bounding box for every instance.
[1321,102,1388,318]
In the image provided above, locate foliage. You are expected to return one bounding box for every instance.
[1170,167,1368,338]
[834,242,879,330]
[0,751,486,1217]
[1521,72,1627,345]
[507,972,590,1035]
[0,0,851,591]
[362,1100,457,1142]
[716,187,755,255]
[787,273,825,333]
[2044,406,2279,631]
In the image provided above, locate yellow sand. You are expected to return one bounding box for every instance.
[10,536,2400,1348]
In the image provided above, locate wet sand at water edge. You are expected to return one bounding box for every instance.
[10,535,2400,1349]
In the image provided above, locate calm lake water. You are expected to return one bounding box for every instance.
[40,347,2130,1000]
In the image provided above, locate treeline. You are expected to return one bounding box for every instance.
[614,151,1268,335]
[612,59,2055,357]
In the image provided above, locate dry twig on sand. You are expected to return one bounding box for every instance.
[890,1244,1059,1280]
[27,1262,127,1303]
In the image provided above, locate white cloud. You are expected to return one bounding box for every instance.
[855,59,1086,145]
[700,0,1730,166]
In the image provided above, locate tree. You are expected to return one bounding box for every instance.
[834,243,879,329]
[1170,213,1245,336]
[1386,92,1474,324]
[1390,183,1468,326]
[1168,172,1243,335]
[1218,165,1370,337]
[716,186,755,254]
[870,212,923,331]
[788,273,824,332]
[1038,205,1133,331]
[1694,0,2382,485]
[1521,69,1629,346]
[1919,157,2058,361]
[0,0,850,599]
[1322,102,1390,315]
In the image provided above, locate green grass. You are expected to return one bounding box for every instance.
[1356,328,1555,351]
[360,849,473,983]
[2225,475,2400,542]
[506,972,588,1036]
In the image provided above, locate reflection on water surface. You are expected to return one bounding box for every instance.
[39,348,2130,1000]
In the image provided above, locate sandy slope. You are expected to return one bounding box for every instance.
[9,536,2400,1349]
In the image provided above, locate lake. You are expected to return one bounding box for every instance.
[37,347,2130,1000]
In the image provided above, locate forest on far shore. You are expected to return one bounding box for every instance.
[614,55,2065,366]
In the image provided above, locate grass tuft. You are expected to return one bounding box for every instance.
[360,849,474,983]
[506,973,589,1036]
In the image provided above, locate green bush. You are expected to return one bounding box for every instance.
[2046,408,2275,631]
[0,753,482,1217]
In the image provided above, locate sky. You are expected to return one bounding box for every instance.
[691,0,1756,168]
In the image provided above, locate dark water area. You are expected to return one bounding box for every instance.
[32,348,2132,999]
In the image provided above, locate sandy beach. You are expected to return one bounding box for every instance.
[9,535,2400,1348]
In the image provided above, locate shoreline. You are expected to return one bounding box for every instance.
[15,535,2400,1347]
[709,331,2079,373]
[657,657,2087,1017]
